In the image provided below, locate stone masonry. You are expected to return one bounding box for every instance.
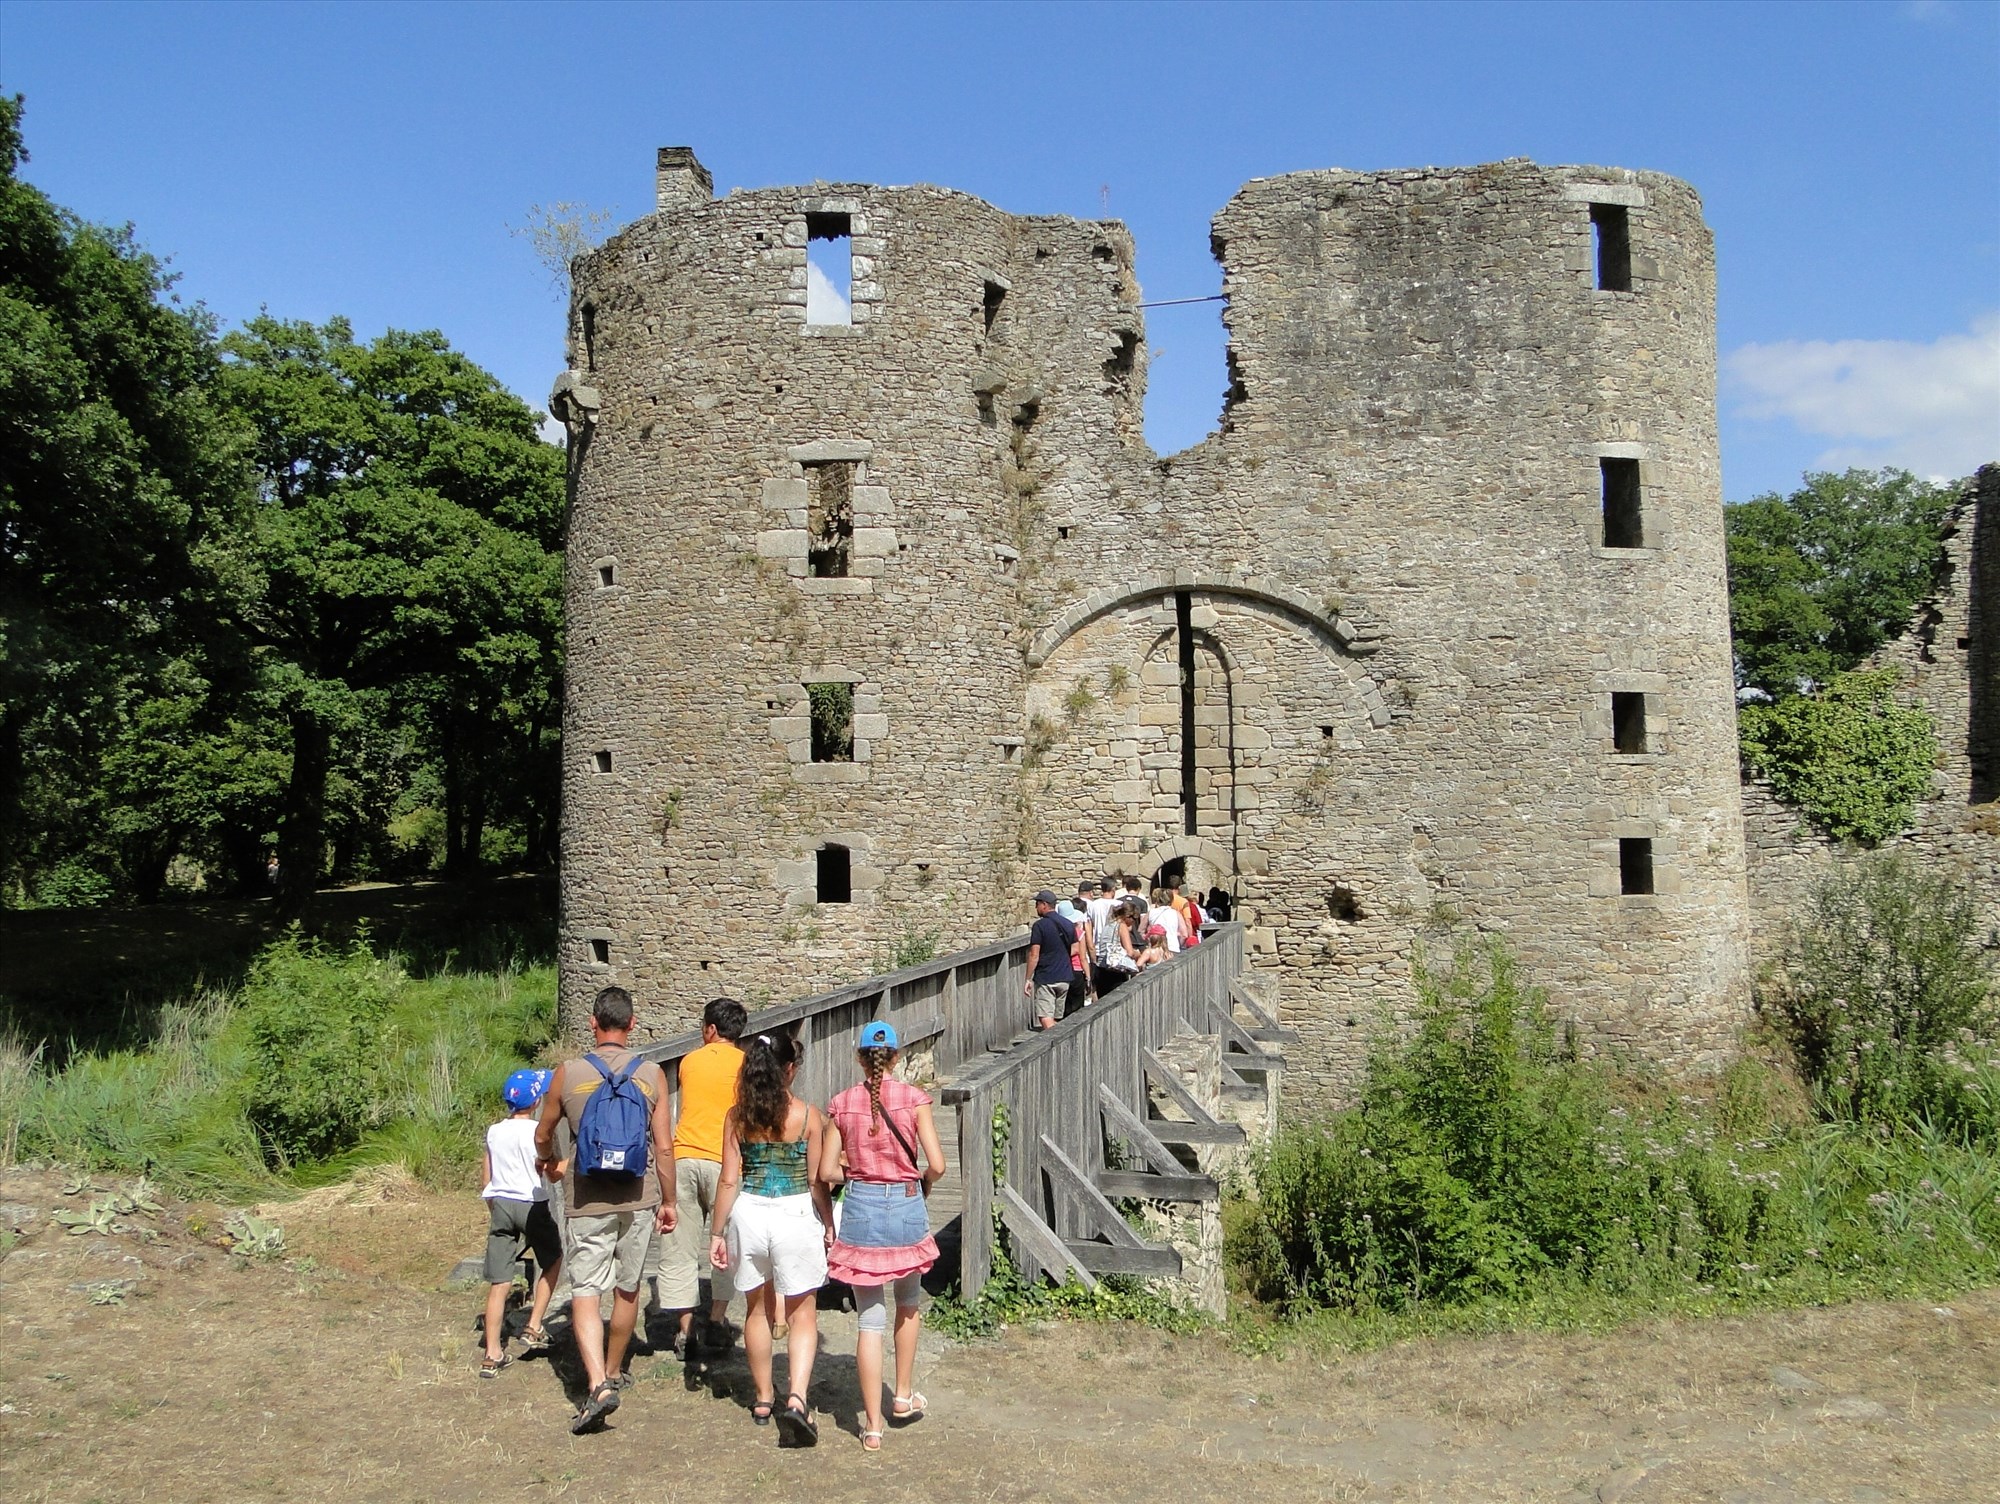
[558,149,1754,1106]
[1743,465,2000,958]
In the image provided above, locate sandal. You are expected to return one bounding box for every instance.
[774,1393,819,1448]
[750,1397,774,1426]
[478,1353,513,1379]
[860,1422,884,1452]
[570,1380,621,1434]
[519,1324,551,1349]
[890,1391,927,1425]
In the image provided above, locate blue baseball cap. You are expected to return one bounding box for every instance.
[857,1021,899,1050]
[503,1068,551,1109]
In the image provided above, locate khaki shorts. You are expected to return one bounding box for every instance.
[566,1209,655,1297]
[1032,982,1069,1020]
[656,1157,735,1309]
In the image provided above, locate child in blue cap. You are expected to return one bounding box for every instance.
[479,1068,563,1376]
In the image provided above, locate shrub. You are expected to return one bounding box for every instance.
[1761,853,1996,1129]
[1739,668,1937,843]
[1244,939,1620,1310]
[234,932,397,1166]
[31,858,117,909]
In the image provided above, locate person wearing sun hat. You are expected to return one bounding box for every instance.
[477,1067,563,1377]
[820,1020,944,1450]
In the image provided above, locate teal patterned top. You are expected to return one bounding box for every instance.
[740,1136,811,1198]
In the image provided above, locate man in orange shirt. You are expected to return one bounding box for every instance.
[658,996,747,1359]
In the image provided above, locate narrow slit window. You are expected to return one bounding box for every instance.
[589,938,610,965]
[581,303,598,370]
[983,280,1007,333]
[1612,693,1648,754]
[1591,204,1632,292]
[817,843,852,904]
[807,682,854,762]
[592,749,613,774]
[805,461,854,577]
[805,212,853,326]
[1619,838,1654,896]
[1601,458,1644,548]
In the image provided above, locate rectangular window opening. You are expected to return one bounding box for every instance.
[1611,692,1648,754]
[597,562,617,588]
[805,461,854,577]
[592,749,613,774]
[982,280,1007,333]
[1591,203,1632,292]
[805,212,853,326]
[581,303,598,371]
[589,937,610,965]
[1618,837,1654,897]
[807,682,854,762]
[1601,458,1644,548]
[817,843,852,904]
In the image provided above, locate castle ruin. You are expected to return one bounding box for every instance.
[556,149,1757,1103]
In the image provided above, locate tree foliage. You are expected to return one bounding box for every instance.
[1,99,566,912]
[1739,668,1937,844]
[1726,467,1958,700]
[0,94,246,891]
[215,316,565,914]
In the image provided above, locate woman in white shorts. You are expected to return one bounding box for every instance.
[708,1030,833,1446]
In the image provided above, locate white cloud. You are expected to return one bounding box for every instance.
[805,259,851,326]
[1725,313,2000,481]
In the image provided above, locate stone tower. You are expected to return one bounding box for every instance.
[557,150,1752,1102]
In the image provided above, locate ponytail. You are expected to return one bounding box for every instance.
[737,1031,800,1139]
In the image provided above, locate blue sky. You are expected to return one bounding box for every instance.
[3,0,1995,498]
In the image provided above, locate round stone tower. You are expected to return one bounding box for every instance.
[558,149,1752,1101]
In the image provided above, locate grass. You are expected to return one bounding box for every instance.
[0,917,556,1201]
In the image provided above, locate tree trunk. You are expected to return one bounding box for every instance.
[274,707,329,921]
[0,709,21,897]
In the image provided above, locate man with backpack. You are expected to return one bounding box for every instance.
[535,986,677,1433]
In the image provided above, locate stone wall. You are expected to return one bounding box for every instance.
[559,151,1755,1107]
[1743,466,2000,957]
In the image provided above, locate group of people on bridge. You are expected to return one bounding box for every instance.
[1024,872,1233,1031]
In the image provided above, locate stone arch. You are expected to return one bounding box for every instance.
[1026,572,1393,728]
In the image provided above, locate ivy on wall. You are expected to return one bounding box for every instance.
[1739,669,1937,845]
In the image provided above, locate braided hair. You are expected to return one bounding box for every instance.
[857,1044,897,1133]
[736,1031,799,1140]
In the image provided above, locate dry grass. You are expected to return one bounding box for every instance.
[0,1163,1995,1502]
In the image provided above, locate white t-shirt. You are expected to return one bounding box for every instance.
[483,1116,549,1202]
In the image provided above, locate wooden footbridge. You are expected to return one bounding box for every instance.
[638,923,1291,1303]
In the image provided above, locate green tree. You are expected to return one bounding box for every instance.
[1726,468,1958,700]
[0,95,246,894]
[215,316,564,916]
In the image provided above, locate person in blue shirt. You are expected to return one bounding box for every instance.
[1022,889,1080,1031]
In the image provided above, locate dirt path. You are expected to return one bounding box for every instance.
[2,1167,1994,1503]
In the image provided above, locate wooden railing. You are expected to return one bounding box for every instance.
[940,926,1268,1294]
[635,922,1271,1298]
[635,932,1038,1111]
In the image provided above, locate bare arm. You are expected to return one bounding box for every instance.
[708,1111,742,1270]
[533,1065,564,1174]
[820,1113,847,1189]
[1023,941,1041,994]
[914,1102,945,1194]
[480,1145,491,1190]
[650,1065,677,1232]
[804,1105,834,1237]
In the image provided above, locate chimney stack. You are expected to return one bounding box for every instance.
[656,147,714,213]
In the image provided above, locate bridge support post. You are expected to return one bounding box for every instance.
[1138,1031,1232,1317]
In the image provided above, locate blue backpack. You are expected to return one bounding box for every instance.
[574,1053,650,1179]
